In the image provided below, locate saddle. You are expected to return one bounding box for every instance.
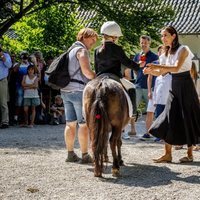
[97,73,133,117]
[97,73,121,83]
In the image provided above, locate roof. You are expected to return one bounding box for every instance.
[78,0,200,35]
[166,0,200,35]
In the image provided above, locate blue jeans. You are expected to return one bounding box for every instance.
[61,91,85,124]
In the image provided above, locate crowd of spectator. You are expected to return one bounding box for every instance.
[0,43,65,129]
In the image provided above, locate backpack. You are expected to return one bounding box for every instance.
[45,43,85,90]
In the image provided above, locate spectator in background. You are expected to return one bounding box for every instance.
[14,51,30,124]
[133,35,159,141]
[49,95,65,125]
[29,54,38,68]
[34,51,46,82]
[41,55,54,113]
[8,52,18,126]
[0,43,12,128]
[21,64,40,128]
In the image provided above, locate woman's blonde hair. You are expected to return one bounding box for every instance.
[77,28,98,41]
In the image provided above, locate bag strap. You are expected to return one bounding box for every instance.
[68,43,86,85]
[70,79,85,85]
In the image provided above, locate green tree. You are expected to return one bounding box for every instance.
[2,3,82,57]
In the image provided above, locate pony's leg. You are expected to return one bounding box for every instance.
[110,129,121,177]
[92,146,103,177]
[103,144,109,162]
[94,157,103,177]
[93,140,108,177]
[117,138,124,166]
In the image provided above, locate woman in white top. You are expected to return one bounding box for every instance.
[144,26,200,163]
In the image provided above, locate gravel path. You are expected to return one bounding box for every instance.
[0,119,200,200]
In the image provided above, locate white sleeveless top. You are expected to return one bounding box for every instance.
[24,75,39,98]
[159,53,167,65]
[61,41,90,92]
[165,45,194,74]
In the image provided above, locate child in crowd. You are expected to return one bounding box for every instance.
[50,95,65,125]
[21,64,40,127]
[146,45,172,142]
[14,52,31,124]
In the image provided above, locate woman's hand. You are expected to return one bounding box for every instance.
[146,63,158,68]
[143,67,163,76]
[139,61,146,68]
[143,67,152,75]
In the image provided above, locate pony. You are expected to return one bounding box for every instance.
[83,75,130,177]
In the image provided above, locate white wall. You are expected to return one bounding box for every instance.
[179,34,200,71]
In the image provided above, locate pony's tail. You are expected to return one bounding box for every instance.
[91,82,109,171]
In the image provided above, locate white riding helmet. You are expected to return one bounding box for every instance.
[100,21,123,37]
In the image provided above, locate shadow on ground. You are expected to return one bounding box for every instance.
[87,162,200,188]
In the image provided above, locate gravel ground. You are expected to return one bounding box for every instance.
[0,119,200,200]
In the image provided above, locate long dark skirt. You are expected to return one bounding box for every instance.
[149,71,200,146]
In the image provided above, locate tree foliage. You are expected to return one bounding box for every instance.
[2,3,82,57]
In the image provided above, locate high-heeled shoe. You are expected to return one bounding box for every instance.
[153,154,172,163]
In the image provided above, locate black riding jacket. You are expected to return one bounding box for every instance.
[94,41,139,78]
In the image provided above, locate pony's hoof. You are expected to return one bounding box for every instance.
[112,168,120,177]
[94,169,102,177]
[94,172,102,177]
[103,156,109,162]
[119,160,124,166]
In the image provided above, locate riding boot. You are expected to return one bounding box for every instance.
[127,88,137,115]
